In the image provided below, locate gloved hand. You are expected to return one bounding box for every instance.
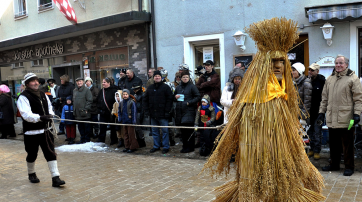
[353,114,360,124]
[194,125,198,131]
[40,115,52,122]
[165,112,170,118]
[316,113,325,125]
[206,120,212,126]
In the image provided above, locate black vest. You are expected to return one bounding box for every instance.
[21,90,49,133]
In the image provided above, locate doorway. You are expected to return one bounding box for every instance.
[288,34,309,75]
[52,65,81,85]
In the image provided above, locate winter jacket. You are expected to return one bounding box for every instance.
[146,77,154,89]
[0,93,15,125]
[196,70,221,104]
[118,98,136,124]
[61,104,75,125]
[220,84,233,124]
[195,95,216,127]
[73,85,93,120]
[143,82,173,119]
[319,68,362,128]
[294,75,312,120]
[112,91,123,117]
[97,86,118,116]
[118,76,127,90]
[310,74,326,123]
[125,76,143,95]
[57,82,75,107]
[133,90,143,114]
[174,81,200,124]
[89,85,100,114]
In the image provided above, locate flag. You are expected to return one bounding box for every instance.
[53,0,77,24]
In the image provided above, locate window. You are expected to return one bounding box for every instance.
[32,59,43,66]
[38,0,53,11]
[12,62,24,69]
[14,0,27,18]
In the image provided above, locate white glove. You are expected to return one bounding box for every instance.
[300,119,307,126]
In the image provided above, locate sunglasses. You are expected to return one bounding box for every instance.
[176,76,181,78]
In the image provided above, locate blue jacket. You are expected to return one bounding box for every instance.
[118,98,136,124]
[61,104,75,125]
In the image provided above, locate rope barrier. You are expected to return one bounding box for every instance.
[51,117,226,130]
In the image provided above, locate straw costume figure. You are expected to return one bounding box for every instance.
[202,18,325,201]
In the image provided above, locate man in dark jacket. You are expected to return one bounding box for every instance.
[196,60,221,105]
[85,77,100,138]
[117,69,127,90]
[125,69,143,95]
[307,63,326,160]
[56,74,75,135]
[73,78,93,143]
[132,83,146,148]
[96,77,118,143]
[143,70,173,154]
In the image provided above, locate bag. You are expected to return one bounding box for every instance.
[103,89,111,112]
[79,108,88,117]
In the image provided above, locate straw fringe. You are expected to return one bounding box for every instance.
[201,17,325,202]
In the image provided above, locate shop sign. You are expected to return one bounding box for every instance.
[316,56,335,67]
[96,54,126,62]
[14,43,64,61]
[203,47,213,62]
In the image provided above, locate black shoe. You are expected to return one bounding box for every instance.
[68,138,75,145]
[28,173,40,183]
[322,165,340,171]
[123,148,129,152]
[76,141,85,144]
[343,169,354,176]
[110,141,117,146]
[150,148,160,153]
[57,131,65,135]
[180,148,194,153]
[92,134,98,139]
[18,133,24,136]
[127,149,136,153]
[52,176,65,187]
[162,149,169,154]
[65,138,69,142]
[0,136,7,139]
[96,139,105,143]
[170,140,175,146]
[195,142,201,148]
[9,135,16,137]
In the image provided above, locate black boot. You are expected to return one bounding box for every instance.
[28,173,40,183]
[117,139,124,148]
[52,176,65,187]
[68,138,75,145]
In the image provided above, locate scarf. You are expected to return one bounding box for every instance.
[26,87,41,98]
[201,104,210,110]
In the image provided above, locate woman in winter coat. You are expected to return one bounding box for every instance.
[220,68,244,124]
[0,85,15,139]
[291,62,312,125]
[96,77,118,143]
[174,70,200,153]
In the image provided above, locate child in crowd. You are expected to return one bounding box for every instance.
[112,90,124,148]
[118,89,139,153]
[61,96,76,144]
[194,94,216,156]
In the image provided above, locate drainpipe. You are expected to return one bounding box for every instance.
[150,0,157,68]
[138,0,142,12]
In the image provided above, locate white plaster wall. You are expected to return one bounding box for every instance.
[154,0,353,82]
[0,0,139,41]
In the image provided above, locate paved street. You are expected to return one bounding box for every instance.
[2,121,362,201]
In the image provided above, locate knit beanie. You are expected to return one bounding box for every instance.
[123,89,130,95]
[201,98,209,104]
[66,96,72,101]
[153,70,162,78]
[85,77,93,83]
[292,62,305,76]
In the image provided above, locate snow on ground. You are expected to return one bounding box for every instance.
[56,142,109,153]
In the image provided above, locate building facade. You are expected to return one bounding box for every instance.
[153,0,362,90]
[0,0,151,94]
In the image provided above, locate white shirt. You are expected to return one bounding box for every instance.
[220,84,234,124]
[17,94,55,135]
[50,85,57,98]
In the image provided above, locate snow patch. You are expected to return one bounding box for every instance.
[56,142,109,153]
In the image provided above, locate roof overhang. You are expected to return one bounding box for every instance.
[0,11,151,52]
[305,2,362,23]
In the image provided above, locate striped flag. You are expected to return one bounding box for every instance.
[53,0,77,24]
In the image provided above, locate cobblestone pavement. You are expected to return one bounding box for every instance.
[1,120,362,201]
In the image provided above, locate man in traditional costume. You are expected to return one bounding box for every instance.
[202,18,325,201]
